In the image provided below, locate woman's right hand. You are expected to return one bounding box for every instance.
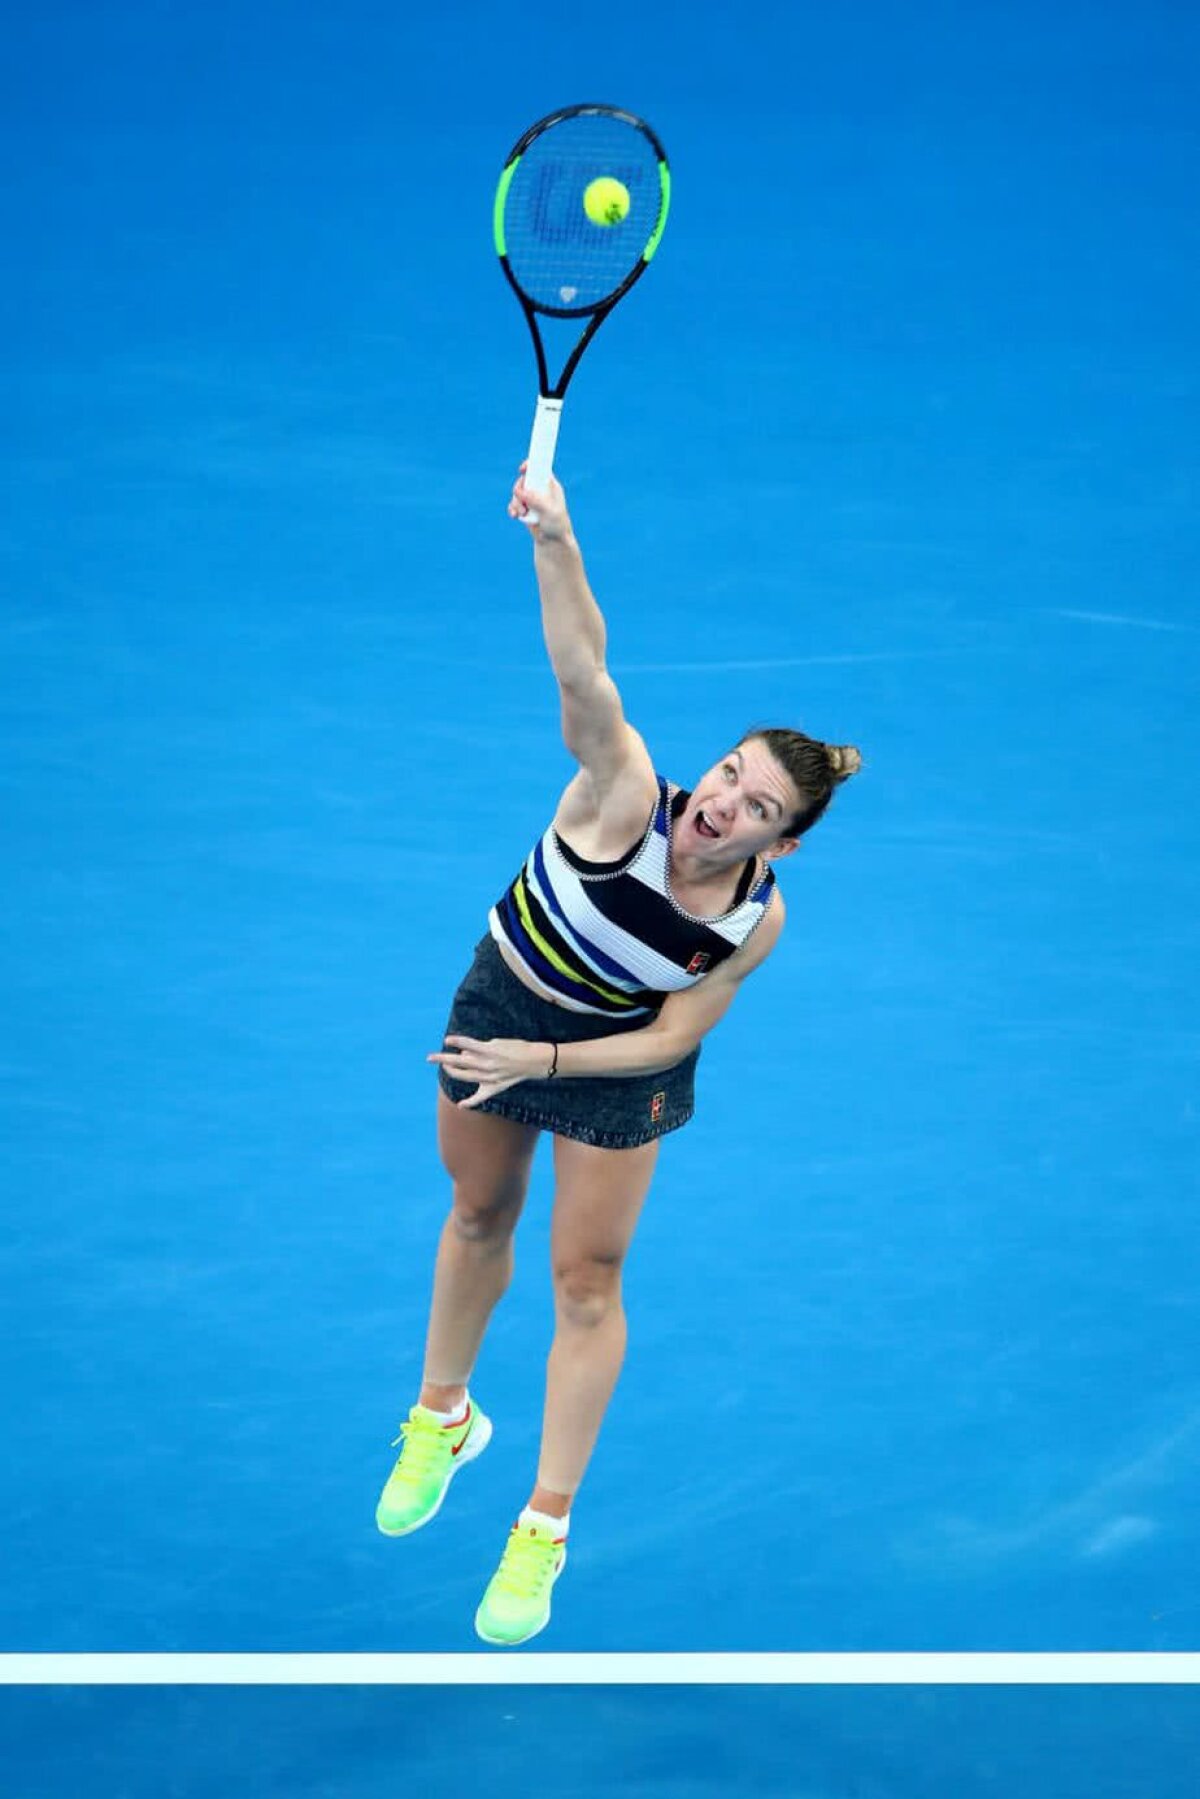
[508,464,572,543]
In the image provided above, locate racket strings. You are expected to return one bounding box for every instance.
[525,157,647,250]
[502,114,664,313]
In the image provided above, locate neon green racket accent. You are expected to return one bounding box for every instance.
[493,159,519,256]
[643,163,671,262]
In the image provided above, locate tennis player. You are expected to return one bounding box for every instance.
[376,468,860,1645]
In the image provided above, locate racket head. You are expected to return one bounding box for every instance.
[493,104,670,323]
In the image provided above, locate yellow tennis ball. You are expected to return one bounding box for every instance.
[583,177,631,226]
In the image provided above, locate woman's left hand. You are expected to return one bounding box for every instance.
[428,1034,554,1108]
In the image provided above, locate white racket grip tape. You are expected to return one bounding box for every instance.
[522,395,563,523]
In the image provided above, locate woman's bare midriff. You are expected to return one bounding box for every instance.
[495,934,579,1009]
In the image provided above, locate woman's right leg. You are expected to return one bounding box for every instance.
[418,1090,541,1411]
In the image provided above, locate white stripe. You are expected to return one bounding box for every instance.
[2,1653,1198,1685]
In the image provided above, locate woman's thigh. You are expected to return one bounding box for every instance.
[436,1088,541,1223]
[549,1133,661,1268]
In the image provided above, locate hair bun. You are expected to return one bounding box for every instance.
[825,743,862,782]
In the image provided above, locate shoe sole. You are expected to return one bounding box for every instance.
[375,1411,493,1538]
[474,1547,567,1647]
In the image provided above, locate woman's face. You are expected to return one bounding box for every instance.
[677,739,802,863]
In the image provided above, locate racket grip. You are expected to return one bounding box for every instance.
[522,396,562,524]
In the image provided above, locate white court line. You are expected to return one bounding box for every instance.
[1,1654,1199,1685]
[610,651,958,674]
[1052,608,1197,634]
[404,649,979,677]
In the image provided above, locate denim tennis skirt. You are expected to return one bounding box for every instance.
[438,935,700,1149]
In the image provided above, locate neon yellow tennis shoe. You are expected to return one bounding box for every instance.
[474,1514,568,1646]
[374,1399,492,1537]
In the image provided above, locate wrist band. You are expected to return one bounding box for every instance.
[547,1043,559,1079]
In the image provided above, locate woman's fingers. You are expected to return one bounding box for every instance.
[429,1036,499,1085]
[508,465,569,537]
[458,1076,521,1110]
[511,481,541,526]
[428,1051,485,1074]
[429,1035,533,1107]
[429,1049,521,1107]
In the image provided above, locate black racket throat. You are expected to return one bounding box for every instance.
[500,268,621,401]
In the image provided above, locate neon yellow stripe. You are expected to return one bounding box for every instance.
[644,163,671,262]
[513,876,637,1009]
[493,159,519,256]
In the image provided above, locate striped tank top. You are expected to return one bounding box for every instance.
[488,775,778,1018]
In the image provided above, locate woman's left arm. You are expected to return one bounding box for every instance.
[431,900,785,1108]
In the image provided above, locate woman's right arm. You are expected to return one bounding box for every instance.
[509,469,653,801]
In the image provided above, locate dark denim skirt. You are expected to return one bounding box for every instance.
[438,935,699,1149]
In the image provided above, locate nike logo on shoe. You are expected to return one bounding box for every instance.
[449,1404,473,1456]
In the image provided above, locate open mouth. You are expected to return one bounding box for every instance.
[695,809,720,840]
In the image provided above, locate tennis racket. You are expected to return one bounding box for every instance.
[493,103,670,516]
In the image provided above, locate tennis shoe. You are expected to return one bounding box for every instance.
[375,1399,491,1537]
[474,1515,568,1646]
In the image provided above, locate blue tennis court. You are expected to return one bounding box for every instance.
[2,0,1198,1788]
[2,1686,1200,1799]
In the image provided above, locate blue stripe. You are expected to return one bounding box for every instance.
[652,776,671,836]
[530,839,643,988]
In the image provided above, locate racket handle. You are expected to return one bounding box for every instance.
[522,395,562,524]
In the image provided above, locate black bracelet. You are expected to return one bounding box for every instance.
[547,1042,559,1079]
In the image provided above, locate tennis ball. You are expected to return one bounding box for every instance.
[583,177,631,226]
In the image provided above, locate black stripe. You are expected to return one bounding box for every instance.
[731,859,757,908]
[555,827,645,876]
[584,878,749,972]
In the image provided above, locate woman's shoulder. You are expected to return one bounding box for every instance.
[743,883,786,964]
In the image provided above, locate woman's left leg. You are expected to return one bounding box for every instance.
[529,1134,661,1516]
[473,1133,661,1645]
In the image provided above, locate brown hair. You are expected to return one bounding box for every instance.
[739,726,862,838]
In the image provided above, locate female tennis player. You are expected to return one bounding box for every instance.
[375,468,860,1646]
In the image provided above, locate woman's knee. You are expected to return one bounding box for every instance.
[553,1250,624,1327]
[450,1179,526,1244]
